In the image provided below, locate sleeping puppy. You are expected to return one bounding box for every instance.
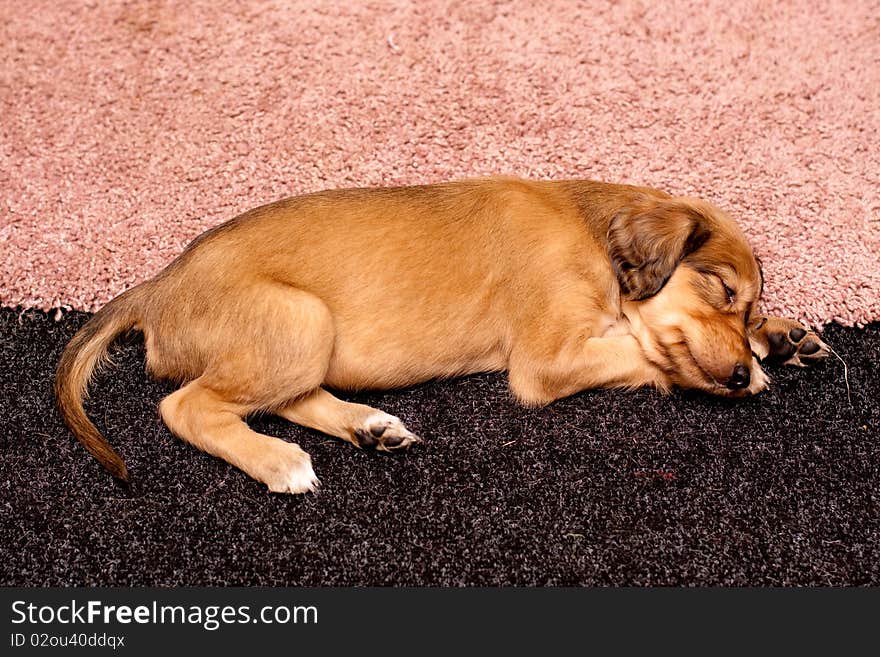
[55,177,829,493]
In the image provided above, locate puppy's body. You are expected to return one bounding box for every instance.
[56,178,828,492]
[149,178,630,389]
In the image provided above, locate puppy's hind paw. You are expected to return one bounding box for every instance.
[263,444,320,494]
[353,413,422,452]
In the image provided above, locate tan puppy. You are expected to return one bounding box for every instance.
[56,178,828,493]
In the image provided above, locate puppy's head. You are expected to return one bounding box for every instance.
[609,196,766,396]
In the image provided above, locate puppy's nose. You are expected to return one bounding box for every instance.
[726,363,751,390]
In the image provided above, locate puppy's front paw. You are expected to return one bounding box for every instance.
[748,316,829,367]
[353,413,422,452]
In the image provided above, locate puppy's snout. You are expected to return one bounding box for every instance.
[726,363,751,390]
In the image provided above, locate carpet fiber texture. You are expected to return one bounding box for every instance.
[1,308,877,586]
[1,0,878,325]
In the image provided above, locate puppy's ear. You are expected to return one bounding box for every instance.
[608,199,711,300]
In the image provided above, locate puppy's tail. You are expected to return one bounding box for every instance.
[54,287,145,482]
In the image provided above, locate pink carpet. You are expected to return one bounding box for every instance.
[1,0,878,326]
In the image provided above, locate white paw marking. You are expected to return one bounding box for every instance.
[747,357,770,395]
[265,446,319,494]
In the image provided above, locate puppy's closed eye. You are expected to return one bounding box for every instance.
[720,279,736,304]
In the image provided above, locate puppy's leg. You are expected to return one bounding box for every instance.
[160,382,318,493]
[748,315,829,366]
[509,334,669,406]
[154,284,335,493]
[278,388,421,452]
